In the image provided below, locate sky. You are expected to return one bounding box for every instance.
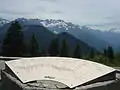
[0,0,120,30]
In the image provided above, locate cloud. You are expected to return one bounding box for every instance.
[51,10,62,14]
[36,6,48,12]
[105,17,115,20]
[87,22,120,27]
[0,9,33,15]
[1,0,120,31]
[39,0,57,3]
[0,8,36,20]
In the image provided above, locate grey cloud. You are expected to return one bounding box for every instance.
[51,10,62,14]
[104,16,120,21]
[87,22,120,29]
[39,0,57,3]
[0,9,33,15]
[36,5,62,14]
[87,15,120,27]
[36,6,47,12]
[105,17,114,20]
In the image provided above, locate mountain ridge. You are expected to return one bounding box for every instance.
[1,18,120,52]
[0,18,96,56]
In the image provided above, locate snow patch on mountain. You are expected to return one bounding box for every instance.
[0,18,9,27]
[39,19,80,30]
[109,28,120,33]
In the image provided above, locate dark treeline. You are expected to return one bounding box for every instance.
[1,21,120,67]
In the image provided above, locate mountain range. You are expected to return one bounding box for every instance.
[0,18,120,53]
[39,19,120,52]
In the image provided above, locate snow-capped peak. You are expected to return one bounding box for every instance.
[12,18,82,31]
[0,18,9,27]
[109,28,120,33]
[15,18,27,22]
[39,19,80,30]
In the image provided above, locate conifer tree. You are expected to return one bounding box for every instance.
[74,44,81,58]
[1,21,25,56]
[30,33,39,56]
[88,49,95,59]
[60,39,68,57]
[103,48,107,57]
[107,46,114,60]
[49,38,59,56]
